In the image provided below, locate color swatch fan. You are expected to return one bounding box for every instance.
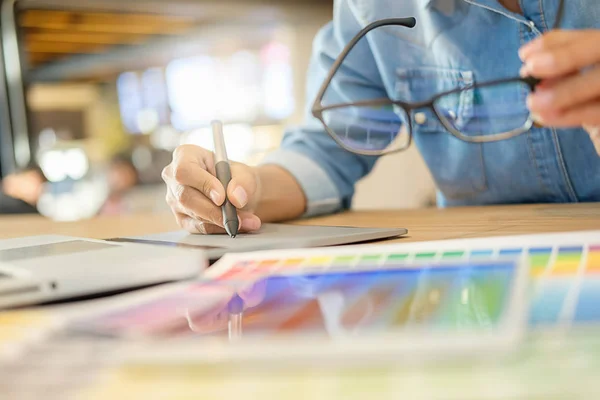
[206,230,600,328]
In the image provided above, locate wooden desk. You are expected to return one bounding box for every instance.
[0,202,598,241]
[2,203,599,399]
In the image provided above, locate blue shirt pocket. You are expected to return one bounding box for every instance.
[395,66,474,133]
[395,66,487,200]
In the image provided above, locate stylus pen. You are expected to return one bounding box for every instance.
[212,120,239,238]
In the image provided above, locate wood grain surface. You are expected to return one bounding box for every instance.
[0,203,598,242]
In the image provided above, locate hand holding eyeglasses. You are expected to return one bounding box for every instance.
[520,29,600,155]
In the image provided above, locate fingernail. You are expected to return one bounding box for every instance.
[585,125,600,139]
[518,46,531,61]
[232,186,248,207]
[527,95,545,124]
[531,112,545,125]
[519,65,529,78]
[528,90,553,109]
[528,53,555,71]
[526,94,535,109]
[519,39,542,61]
[518,47,529,61]
[590,129,600,156]
[210,190,221,205]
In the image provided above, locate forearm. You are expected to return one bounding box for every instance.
[250,5,383,222]
[253,164,307,222]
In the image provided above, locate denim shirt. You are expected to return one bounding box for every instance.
[262,0,600,216]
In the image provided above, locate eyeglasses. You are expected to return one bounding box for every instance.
[311,1,565,156]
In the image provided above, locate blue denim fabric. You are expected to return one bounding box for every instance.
[261,0,600,216]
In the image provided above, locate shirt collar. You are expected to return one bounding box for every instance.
[427,0,529,23]
[424,0,460,15]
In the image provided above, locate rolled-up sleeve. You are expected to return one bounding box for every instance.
[260,0,386,217]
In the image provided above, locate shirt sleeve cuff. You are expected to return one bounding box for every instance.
[260,149,342,218]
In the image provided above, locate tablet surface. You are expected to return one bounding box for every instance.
[109,223,408,259]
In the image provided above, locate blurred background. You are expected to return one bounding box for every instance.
[0,0,435,221]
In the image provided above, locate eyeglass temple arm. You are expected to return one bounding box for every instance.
[523,76,541,90]
[311,17,417,116]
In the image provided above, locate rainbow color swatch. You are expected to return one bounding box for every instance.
[67,261,524,339]
[206,230,600,327]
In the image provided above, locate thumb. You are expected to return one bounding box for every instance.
[226,163,258,210]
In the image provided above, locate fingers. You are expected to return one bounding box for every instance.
[527,66,600,116]
[520,29,600,137]
[175,211,225,235]
[239,213,262,231]
[163,144,262,235]
[528,99,600,128]
[520,30,600,79]
[172,144,216,174]
[226,164,258,209]
[165,146,225,206]
[164,146,258,210]
[167,183,225,225]
[167,181,261,234]
[585,125,600,156]
[174,210,262,235]
[166,184,262,230]
[518,30,574,60]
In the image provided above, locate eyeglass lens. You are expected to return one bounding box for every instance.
[433,80,534,139]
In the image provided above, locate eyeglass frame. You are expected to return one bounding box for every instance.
[310,1,565,157]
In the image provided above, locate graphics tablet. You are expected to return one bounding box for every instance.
[107,223,408,260]
[70,258,529,363]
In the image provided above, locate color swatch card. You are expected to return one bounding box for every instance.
[70,260,525,337]
[68,258,528,364]
[205,230,600,328]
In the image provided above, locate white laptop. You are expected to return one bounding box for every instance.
[0,235,207,310]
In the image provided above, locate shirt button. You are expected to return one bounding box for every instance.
[415,112,427,125]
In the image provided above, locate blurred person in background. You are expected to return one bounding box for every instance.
[99,153,139,215]
[0,166,46,214]
[163,0,600,234]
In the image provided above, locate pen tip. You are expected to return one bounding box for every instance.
[225,220,239,238]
